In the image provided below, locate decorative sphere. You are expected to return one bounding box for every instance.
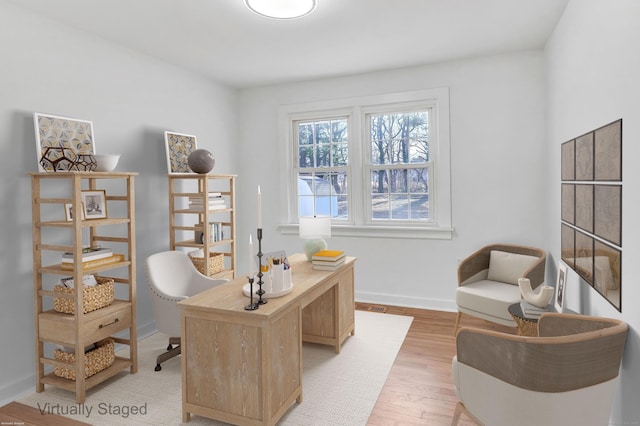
[188,149,215,174]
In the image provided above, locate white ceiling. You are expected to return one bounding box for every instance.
[9,0,569,88]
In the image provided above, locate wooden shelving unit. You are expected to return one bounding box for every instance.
[168,173,236,279]
[29,171,137,403]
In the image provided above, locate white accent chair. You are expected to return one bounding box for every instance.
[451,313,627,426]
[145,250,228,371]
[454,244,546,335]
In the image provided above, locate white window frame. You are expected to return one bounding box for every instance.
[277,88,452,239]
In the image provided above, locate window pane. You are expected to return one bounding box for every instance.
[298,122,314,145]
[332,143,348,166]
[315,145,331,167]
[371,170,388,194]
[314,121,331,143]
[332,120,348,142]
[298,146,314,168]
[369,110,429,165]
[371,167,430,221]
[409,194,429,220]
[371,194,389,219]
[390,195,409,220]
[297,171,348,219]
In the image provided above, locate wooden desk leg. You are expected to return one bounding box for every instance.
[183,410,190,422]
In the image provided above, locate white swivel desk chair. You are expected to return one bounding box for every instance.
[145,250,228,371]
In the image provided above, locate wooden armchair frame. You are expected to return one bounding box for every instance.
[454,244,546,334]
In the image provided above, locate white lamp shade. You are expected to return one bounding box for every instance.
[299,216,331,239]
[244,0,317,19]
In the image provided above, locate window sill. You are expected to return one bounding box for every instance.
[277,224,453,240]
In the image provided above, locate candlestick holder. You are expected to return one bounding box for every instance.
[244,277,258,311]
[256,228,267,305]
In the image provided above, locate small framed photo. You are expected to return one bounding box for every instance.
[555,262,568,313]
[81,190,107,219]
[64,203,85,222]
[164,131,197,174]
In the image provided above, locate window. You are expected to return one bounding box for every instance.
[279,88,452,239]
[366,109,431,222]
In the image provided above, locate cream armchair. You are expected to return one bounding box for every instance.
[451,313,628,426]
[145,250,228,371]
[454,244,546,335]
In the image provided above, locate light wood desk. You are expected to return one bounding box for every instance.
[178,253,356,425]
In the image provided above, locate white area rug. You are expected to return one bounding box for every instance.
[20,310,413,425]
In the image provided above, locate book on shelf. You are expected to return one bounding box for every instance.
[61,246,113,263]
[311,250,345,262]
[60,254,125,270]
[189,203,227,211]
[520,300,551,318]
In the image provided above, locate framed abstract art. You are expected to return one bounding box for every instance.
[164,131,197,174]
[33,113,95,172]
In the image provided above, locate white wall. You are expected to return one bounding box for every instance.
[0,2,238,403]
[545,0,640,423]
[237,51,548,310]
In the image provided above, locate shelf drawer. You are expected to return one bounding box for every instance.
[39,300,131,345]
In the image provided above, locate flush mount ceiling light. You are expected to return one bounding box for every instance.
[244,0,317,19]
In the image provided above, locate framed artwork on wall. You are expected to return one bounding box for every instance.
[593,240,621,310]
[560,118,622,312]
[575,132,594,181]
[594,184,622,246]
[555,262,567,313]
[33,113,95,172]
[165,131,197,174]
[561,184,575,224]
[561,139,575,181]
[594,119,622,181]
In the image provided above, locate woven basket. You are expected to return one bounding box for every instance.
[53,338,115,380]
[53,276,114,314]
[189,251,224,276]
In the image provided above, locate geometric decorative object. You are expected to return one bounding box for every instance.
[39,146,76,172]
[34,113,95,172]
[187,149,215,174]
[72,152,97,171]
[164,131,197,173]
[560,118,622,311]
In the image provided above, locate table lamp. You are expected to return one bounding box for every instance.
[299,216,331,261]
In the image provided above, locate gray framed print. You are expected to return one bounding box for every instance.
[574,230,594,285]
[561,184,575,224]
[575,184,593,233]
[561,140,575,181]
[575,132,594,181]
[594,119,622,181]
[164,131,197,174]
[594,184,622,246]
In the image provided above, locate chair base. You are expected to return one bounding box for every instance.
[451,401,484,426]
[154,336,181,371]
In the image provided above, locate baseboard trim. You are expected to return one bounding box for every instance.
[355,290,457,312]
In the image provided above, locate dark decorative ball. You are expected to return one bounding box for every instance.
[188,149,215,174]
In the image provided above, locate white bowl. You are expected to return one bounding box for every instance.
[94,154,120,172]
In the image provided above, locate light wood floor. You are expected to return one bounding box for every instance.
[1,304,514,426]
[358,303,515,426]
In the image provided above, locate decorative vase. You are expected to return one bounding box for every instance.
[40,147,76,172]
[72,152,97,171]
[518,278,555,308]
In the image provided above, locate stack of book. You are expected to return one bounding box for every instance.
[61,247,124,270]
[520,299,551,319]
[312,250,346,271]
[189,192,227,211]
